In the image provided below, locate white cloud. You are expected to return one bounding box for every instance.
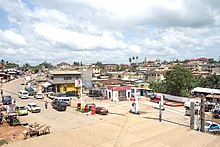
[0,30,27,46]
[34,23,127,49]
[0,0,220,65]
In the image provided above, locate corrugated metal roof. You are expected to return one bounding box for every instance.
[49,70,81,75]
[192,87,220,94]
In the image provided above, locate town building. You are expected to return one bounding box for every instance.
[47,70,82,95]
[56,62,71,69]
[106,85,131,102]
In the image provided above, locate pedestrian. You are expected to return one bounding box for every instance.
[45,100,48,109]
[13,98,16,104]
[0,89,3,96]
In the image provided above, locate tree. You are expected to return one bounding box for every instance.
[129,58,132,64]
[132,56,135,61]
[164,65,193,96]
[96,62,104,69]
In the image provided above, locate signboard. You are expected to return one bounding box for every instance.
[75,80,82,87]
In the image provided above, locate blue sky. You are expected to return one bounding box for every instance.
[0,0,220,66]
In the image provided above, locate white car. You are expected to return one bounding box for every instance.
[27,103,41,113]
[205,121,220,133]
[18,90,29,99]
[34,93,44,99]
[48,92,55,99]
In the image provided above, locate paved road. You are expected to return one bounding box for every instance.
[1,78,104,132]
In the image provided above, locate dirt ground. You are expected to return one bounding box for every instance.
[0,123,26,143]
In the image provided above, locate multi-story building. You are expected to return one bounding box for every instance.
[182,58,208,71]
[47,70,82,95]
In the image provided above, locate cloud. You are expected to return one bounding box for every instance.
[0,0,220,65]
[0,29,27,46]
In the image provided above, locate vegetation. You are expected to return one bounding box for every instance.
[104,73,113,78]
[96,62,104,69]
[0,139,8,146]
[150,65,220,97]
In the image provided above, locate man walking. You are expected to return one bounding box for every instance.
[45,100,48,109]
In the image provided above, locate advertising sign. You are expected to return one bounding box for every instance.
[75,80,82,87]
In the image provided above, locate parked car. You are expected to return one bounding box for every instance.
[213,109,220,118]
[7,113,21,126]
[57,93,67,97]
[53,97,71,106]
[25,87,35,96]
[95,107,108,115]
[34,92,44,99]
[2,95,12,105]
[205,121,220,133]
[51,100,67,111]
[48,92,55,99]
[27,103,41,113]
[16,105,28,115]
[18,90,29,99]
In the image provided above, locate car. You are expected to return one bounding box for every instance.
[18,90,29,99]
[53,97,71,106]
[27,103,41,113]
[25,87,35,96]
[2,95,12,105]
[48,92,55,99]
[34,92,44,99]
[16,106,28,115]
[57,93,67,97]
[51,100,67,111]
[95,107,108,115]
[213,109,220,118]
[7,113,21,126]
[205,121,220,133]
[20,80,25,85]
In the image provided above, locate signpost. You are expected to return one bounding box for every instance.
[75,80,82,102]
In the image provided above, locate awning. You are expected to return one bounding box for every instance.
[41,82,52,87]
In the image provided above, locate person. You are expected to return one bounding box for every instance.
[45,100,48,109]
[13,98,16,104]
[0,89,3,96]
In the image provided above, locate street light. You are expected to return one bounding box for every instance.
[212,91,214,126]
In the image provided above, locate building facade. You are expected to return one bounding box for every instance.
[47,70,82,95]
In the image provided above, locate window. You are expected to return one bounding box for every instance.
[64,77,72,80]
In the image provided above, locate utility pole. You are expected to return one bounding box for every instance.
[200,96,205,132]
[190,102,195,130]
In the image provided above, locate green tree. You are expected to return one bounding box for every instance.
[96,62,104,69]
[164,65,193,96]
[132,56,135,61]
[200,74,220,89]
[129,58,132,64]
[104,73,113,78]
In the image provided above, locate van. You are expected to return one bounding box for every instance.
[2,95,12,105]
[54,97,71,106]
[18,90,29,99]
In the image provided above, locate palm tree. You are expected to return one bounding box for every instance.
[129,58,132,64]
[132,56,135,61]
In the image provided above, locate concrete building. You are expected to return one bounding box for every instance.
[47,70,82,95]
[106,85,131,102]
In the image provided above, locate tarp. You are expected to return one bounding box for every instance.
[41,82,52,87]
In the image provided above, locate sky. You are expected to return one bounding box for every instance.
[0,0,220,66]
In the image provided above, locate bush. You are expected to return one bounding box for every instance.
[0,139,8,146]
